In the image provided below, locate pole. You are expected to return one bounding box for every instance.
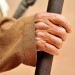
[35,0,64,75]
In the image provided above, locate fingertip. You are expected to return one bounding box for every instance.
[67,25,72,33]
[69,27,72,33]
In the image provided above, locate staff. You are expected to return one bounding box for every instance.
[35,0,64,75]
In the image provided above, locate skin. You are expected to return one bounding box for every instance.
[35,12,71,55]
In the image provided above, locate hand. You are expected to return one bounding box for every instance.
[35,12,71,55]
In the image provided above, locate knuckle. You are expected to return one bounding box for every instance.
[35,13,44,19]
[50,13,60,22]
[51,15,57,22]
[35,13,40,20]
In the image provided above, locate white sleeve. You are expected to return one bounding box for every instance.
[0,0,9,16]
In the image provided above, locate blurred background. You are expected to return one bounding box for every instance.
[0,0,75,75]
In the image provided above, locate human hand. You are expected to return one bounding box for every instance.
[35,12,71,55]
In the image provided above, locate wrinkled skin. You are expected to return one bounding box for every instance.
[35,12,71,55]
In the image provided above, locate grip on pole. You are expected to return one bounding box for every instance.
[35,0,64,75]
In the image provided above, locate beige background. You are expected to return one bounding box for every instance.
[0,0,75,75]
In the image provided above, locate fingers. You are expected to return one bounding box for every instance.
[36,30,63,49]
[35,12,71,55]
[35,21,67,41]
[35,12,71,33]
[36,38,60,55]
[46,21,67,41]
[35,22,49,30]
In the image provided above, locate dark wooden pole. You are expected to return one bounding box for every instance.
[35,0,64,75]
